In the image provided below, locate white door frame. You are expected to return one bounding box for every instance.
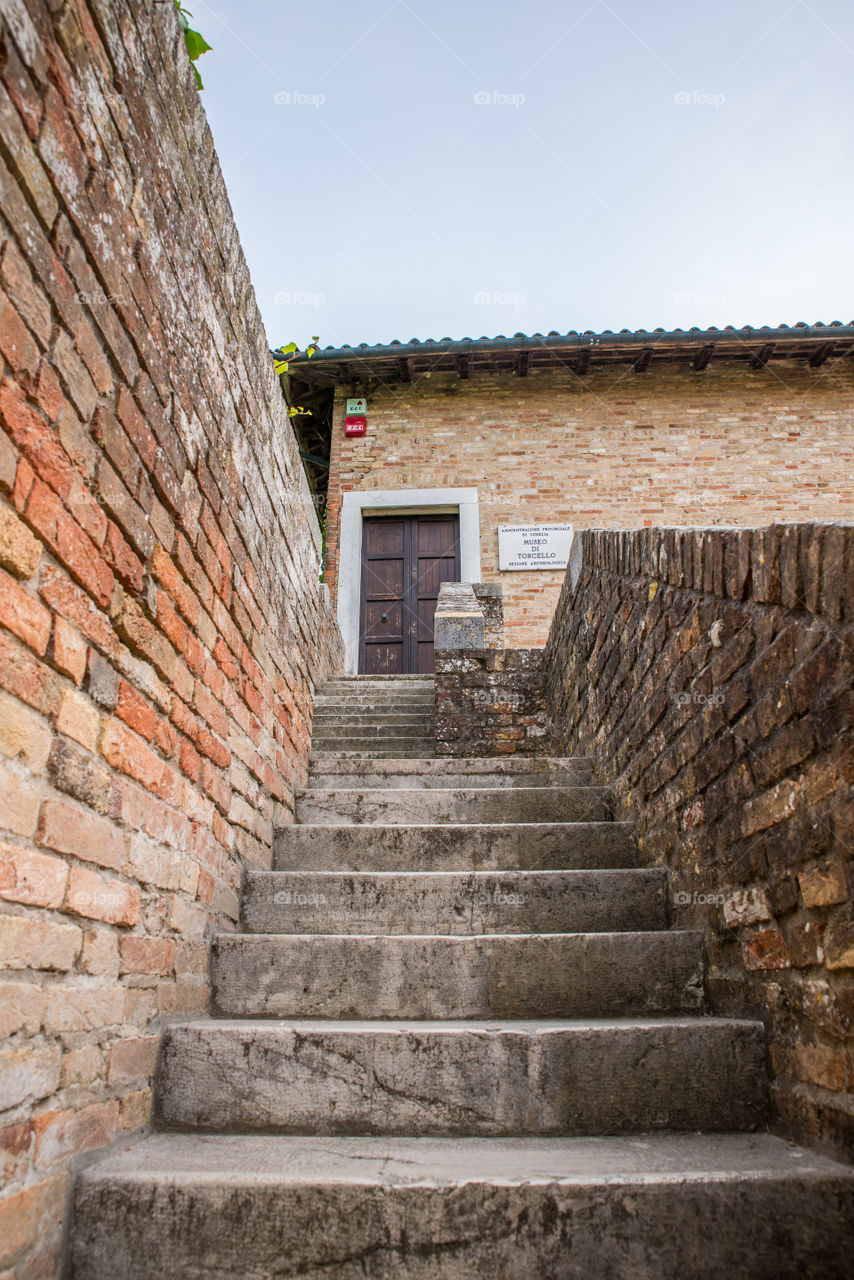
[336,488,481,674]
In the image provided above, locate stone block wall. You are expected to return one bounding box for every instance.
[0,1,342,1273]
[545,523,853,1161]
[435,582,548,756]
[435,649,548,757]
[324,361,854,646]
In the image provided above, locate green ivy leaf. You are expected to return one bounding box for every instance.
[175,1,211,90]
[184,27,213,60]
[273,338,320,378]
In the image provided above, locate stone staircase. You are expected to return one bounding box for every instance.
[310,674,436,758]
[69,677,854,1277]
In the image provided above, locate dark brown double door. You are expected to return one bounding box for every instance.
[359,515,460,674]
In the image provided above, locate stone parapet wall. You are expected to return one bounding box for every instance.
[435,649,548,757]
[472,583,504,648]
[545,523,853,1161]
[0,1,342,1273]
[435,582,548,756]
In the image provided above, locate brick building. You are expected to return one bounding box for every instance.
[291,326,854,667]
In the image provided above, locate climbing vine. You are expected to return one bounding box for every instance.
[175,2,211,89]
[274,338,320,418]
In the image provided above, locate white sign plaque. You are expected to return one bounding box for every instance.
[498,523,573,572]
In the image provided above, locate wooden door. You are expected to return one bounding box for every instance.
[359,515,460,674]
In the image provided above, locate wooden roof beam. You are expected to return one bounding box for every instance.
[515,351,529,377]
[576,349,591,375]
[693,344,715,372]
[808,341,834,368]
[457,356,470,379]
[634,347,653,373]
[398,358,411,383]
[751,343,774,369]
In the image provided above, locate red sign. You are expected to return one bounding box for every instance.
[345,415,367,437]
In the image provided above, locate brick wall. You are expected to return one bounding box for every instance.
[545,523,853,1162]
[0,1,342,1273]
[325,363,854,647]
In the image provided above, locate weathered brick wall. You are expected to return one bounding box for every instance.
[0,1,342,1273]
[325,363,854,647]
[545,523,853,1161]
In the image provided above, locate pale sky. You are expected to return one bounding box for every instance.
[195,0,854,350]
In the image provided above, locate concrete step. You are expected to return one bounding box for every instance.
[313,708,436,721]
[307,756,595,789]
[273,821,637,871]
[211,930,701,1019]
[241,868,667,935]
[154,1017,766,1136]
[70,1132,854,1280]
[294,786,612,826]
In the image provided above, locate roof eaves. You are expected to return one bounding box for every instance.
[287,322,854,368]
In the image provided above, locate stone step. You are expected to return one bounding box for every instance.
[316,691,437,701]
[294,786,612,826]
[309,737,435,753]
[315,692,436,705]
[273,821,637,871]
[315,706,434,717]
[307,756,595,789]
[310,748,435,760]
[311,719,435,736]
[312,716,435,727]
[211,930,700,1019]
[241,869,667,935]
[154,1017,766,1136]
[70,1132,854,1280]
[315,690,435,701]
[321,677,435,692]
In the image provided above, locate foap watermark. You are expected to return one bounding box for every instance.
[474,290,526,307]
[75,289,127,308]
[273,890,327,907]
[274,290,325,308]
[471,689,526,712]
[673,290,726,308]
[673,890,726,907]
[274,90,326,108]
[673,690,725,707]
[674,90,725,108]
[473,888,527,907]
[474,91,525,108]
[69,84,125,113]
